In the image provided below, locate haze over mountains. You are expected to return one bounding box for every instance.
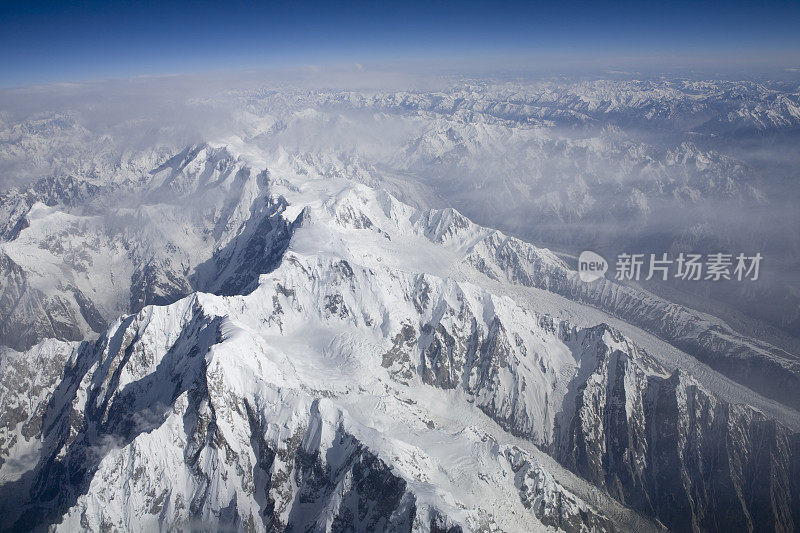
[1,71,799,531]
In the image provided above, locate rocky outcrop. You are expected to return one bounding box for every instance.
[466,231,800,412]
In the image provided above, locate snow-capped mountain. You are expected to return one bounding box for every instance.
[1,75,800,531]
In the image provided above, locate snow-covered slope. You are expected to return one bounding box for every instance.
[0,272,653,532]
[2,76,800,532]
[1,137,799,531]
[0,144,297,350]
[2,246,798,531]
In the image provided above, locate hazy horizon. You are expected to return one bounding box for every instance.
[3,0,800,87]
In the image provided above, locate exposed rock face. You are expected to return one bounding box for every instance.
[467,232,800,412]
[4,231,795,531]
[350,258,800,531]
[0,145,302,351]
[1,125,799,531]
[0,286,628,532]
[193,195,300,298]
[0,251,86,351]
[0,175,101,241]
[551,325,800,532]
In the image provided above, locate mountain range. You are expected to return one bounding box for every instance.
[1,76,799,531]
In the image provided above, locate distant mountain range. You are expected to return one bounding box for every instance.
[1,76,799,532]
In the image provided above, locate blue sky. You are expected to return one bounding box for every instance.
[2,0,800,86]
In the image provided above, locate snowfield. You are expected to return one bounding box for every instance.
[1,75,799,532]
